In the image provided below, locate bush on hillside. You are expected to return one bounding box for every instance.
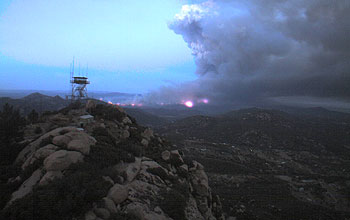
[89,104,125,122]
[1,162,112,220]
[159,183,190,220]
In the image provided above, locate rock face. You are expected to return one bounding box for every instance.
[107,183,129,204]
[15,126,78,164]
[3,103,224,220]
[113,158,141,183]
[8,168,43,205]
[44,150,84,171]
[39,170,63,185]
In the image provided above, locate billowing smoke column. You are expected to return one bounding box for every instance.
[147,0,350,107]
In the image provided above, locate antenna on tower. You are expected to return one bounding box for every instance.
[68,57,90,102]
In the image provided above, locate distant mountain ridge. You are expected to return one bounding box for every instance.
[0,92,69,115]
[158,107,350,154]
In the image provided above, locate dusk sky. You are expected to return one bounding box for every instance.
[0,0,197,93]
[1,0,349,108]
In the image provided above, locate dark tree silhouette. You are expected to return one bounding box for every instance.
[27,109,39,124]
[0,103,25,143]
[0,103,26,165]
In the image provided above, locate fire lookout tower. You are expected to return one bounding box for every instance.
[69,59,90,101]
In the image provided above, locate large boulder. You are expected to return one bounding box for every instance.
[39,170,63,185]
[21,144,59,170]
[113,157,141,182]
[52,135,72,147]
[67,139,91,155]
[170,150,184,166]
[122,117,132,125]
[161,150,170,161]
[15,127,78,164]
[34,144,59,159]
[8,168,43,205]
[190,162,209,197]
[141,128,154,141]
[107,183,129,205]
[102,197,118,214]
[65,131,96,155]
[44,150,84,171]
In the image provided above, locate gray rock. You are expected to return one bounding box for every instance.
[15,127,78,164]
[67,139,91,155]
[22,144,59,170]
[44,150,84,171]
[178,164,189,174]
[39,170,63,185]
[35,144,59,159]
[122,130,130,139]
[107,183,128,204]
[161,151,170,161]
[141,128,154,141]
[170,150,184,166]
[94,208,110,219]
[141,161,162,169]
[85,210,97,220]
[190,169,209,197]
[102,197,118,214]
[65,131,96,155]
[113,157,141,182]
[52,135,72,147]
[141,139,149,147]
[122,117,132,125]
[102,176,115,185]
[8,168,43,205]
[144,212,170,220]
[126,203,145,220]
[114,175,125,184]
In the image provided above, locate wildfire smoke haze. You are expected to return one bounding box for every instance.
[147,0,350,109]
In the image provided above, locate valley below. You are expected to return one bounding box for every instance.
[1,93,349,220]
[155,108,350,220]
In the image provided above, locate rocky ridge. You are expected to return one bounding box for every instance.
[1,102,224,220]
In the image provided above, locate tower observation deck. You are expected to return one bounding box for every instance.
[68,59,90,101]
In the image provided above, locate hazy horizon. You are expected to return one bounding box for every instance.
[1,0,349,110]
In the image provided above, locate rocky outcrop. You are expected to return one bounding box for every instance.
[3,103,224,220]
[107,183,129,204]
[7,126,97,207]
[15,126,78,164]
[7,168,43,205]
[43,150,84,171]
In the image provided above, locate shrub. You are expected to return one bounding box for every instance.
[0,103,25,144]
[92,127,116,146]
[34,126,42,134]
[0,164,21,209]
[159,183,190,220]
[2,162,112,220]
[117,140,144,157]
[27,109,39,123]
[88,143,123,168]
[89,104,125,122]
[58,101,82,115]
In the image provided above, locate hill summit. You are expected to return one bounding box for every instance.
[1,101,224,220]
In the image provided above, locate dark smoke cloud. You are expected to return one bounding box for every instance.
[147,0,350,107]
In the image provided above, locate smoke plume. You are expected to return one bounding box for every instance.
[148,0,350,107]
